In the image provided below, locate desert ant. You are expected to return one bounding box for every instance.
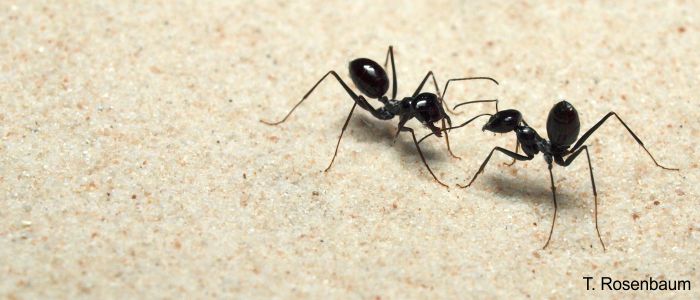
[423,100,678,250]
[261,46,499,187]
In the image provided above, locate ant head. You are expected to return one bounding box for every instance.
[349,58,389,99]
[411,93,444,124]
[546,100,580,147]
[482,109,522,133]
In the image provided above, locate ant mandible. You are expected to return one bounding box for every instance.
[261,46,499,187]
[454,100,679,250]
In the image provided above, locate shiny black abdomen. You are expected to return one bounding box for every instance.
[348,58,389,99]
[546,100,580,149]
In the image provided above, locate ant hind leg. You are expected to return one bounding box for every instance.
[561,145,606,251]
[543,164,558,250]
[261,71,362,125]
[570,112,678,171]
[324,102,358,172]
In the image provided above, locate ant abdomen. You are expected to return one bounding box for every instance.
[349,58,389,99]
[546,100,580,147]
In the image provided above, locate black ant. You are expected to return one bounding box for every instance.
[422,100,678,250]
[260,46,499,187]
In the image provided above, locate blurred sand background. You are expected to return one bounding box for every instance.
[1,1,699,298]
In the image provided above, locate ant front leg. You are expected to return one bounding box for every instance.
[393,116,410,144]
[570,112,679,171]
[440,117,461,160]
[504,140,520,166]
[458,147,532,188]
[400,126,449,188]
[559,145,606,251]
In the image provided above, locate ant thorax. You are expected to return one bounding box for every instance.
[515,124,550,158]
[378,97,404,116]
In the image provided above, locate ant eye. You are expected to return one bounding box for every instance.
[412,93,442,123]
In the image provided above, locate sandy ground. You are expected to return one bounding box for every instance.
[1,1,699,299]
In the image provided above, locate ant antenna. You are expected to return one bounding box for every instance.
[453,99,500,112]
[417,113,493,144]
[441,77,499,114]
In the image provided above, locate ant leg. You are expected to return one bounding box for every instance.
[324,102,358,172]
[458,147,532,188]
[260,71,360,125]
[441,77,500,115]
[570,112,678,171]
[561,146,606,251]
[400,126,449,188]
[393,116,409,144]
[543,163,558,250]
[261,71,392,125]
[382,46,398,100]
[411,71,441,97]
[441,118,461,160]
[504,140,520,166]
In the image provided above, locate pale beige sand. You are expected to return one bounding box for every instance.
[1,1,699,299]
